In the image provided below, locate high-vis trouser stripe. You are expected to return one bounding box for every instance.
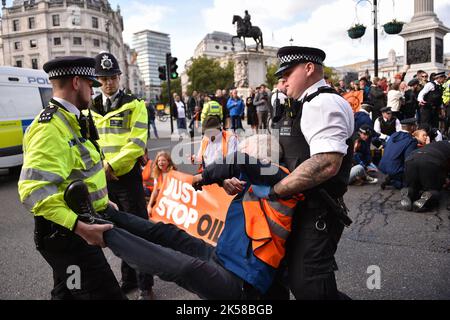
[134,121,148,129]
[54,112,94,169]
[20,168,65,185]
[23,185,58,211]
[128,138,146,149]
[90,186,108,201]
[67,160,103,181]
[97,127,131,134]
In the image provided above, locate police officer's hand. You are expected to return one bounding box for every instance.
[74,221,113,248]
[104,161,119,181]
[108,200,119,211]
[222,178,246,195]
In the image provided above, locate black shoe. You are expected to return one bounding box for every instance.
[412,191,433,212]
[380,176,390,190]
[64,180,112,225]
[120,281,138,294]
[399,188,412,211]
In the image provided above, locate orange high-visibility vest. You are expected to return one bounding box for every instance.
[197,130,234,172]
[242,166,304,268]
[142,159,154,192]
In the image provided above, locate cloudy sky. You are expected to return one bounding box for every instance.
[7,0,450,70]
[109,0,450,70]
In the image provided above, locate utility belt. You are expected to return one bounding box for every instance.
[34,216,80,252]
[302,189,352,232]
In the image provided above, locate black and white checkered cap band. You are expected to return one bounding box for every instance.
[48,66,96,78]
[278,54,323,65]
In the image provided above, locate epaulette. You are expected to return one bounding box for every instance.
[38,105,59,123]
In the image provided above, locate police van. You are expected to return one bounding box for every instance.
[0,66,52,172]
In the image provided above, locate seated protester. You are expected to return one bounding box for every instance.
[412,129,430,148]
[400,141,450,212]
[147,151,177,218]
[348,164,378,186]
[353,124,377,172]
[419,124,443,142]
[354,104,374,134]
[66,135,302,300]
[374,107,401,145]
[191,115,238,172]
[379,118,418,190]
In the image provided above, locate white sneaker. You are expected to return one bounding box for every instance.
[365,176,378,184]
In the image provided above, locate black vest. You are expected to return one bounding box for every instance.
[273,86,353,198]
[378,116,397,136]
[90,90,136,116]
[424,81,443,107]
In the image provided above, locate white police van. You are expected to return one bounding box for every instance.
[0,66,52,172]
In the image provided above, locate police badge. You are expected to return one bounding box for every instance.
[100,55,113,70]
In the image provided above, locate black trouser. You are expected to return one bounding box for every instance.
[103,207,244,300]
[35,218,125,300]
[107,162,154,291]
[286,199,347,300]
[404,158,446,203]
[420,105,439,128]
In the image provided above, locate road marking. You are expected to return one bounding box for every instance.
[147,138,201,152]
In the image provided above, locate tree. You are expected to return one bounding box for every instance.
[324,66,339,85]
[186,57,234,94]
[160,78,181,104]
[266,63,278,89]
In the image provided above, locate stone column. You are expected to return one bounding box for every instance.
[413,0,436,20]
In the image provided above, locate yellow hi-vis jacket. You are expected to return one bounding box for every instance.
[443,79,450,106]
[201,100,223,123]
[18,100,108,231]
[88,92,148,177]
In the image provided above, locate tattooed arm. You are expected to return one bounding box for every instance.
[273,152,344,197]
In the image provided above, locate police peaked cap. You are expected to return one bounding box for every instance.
[359,124,373,136]
[94,52,122,77]
[380,106,392,113]
[434,71,446,78]
[400,118,417,125]
[43,56,102,87]
[275,46,326,77]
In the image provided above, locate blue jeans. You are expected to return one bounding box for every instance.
[148,119,159,138]
[102,207,244,299]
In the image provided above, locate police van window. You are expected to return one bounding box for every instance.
[39,87,53,108]
[0,86,43,119]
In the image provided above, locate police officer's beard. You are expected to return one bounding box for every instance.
[76,90,90,110]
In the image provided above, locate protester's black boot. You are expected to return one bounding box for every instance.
[399,188,412,211]
[64,180,112,224]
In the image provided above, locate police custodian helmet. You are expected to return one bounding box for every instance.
[94,52,122,77]
[43,56,102,87]
[274,46,326,78]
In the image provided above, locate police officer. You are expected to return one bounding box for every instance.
[90,52,153,299]
[400,141,450,212]
[418,71,447,128]
[223,46,354,299]
[18,56,125,300]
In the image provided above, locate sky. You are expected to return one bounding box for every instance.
[6,0,450,70]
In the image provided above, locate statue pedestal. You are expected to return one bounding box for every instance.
[233,51,271,99]
[400,0,449,78]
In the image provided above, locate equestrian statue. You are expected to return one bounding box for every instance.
[231,10,264,51]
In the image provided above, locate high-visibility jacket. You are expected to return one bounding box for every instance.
[215,168,303,294]
[18,100,108,231]
[196,130,234,172]
[88,92,148,177]
[443,79,450,106]
[201,100,223,123]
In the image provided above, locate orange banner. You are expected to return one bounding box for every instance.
[343,90,363,113]
[150,170,234,245]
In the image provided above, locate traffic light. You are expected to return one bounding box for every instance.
[158,65,166,81]
[169,57,178,79]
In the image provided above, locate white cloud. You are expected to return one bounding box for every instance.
[121,2,173,45]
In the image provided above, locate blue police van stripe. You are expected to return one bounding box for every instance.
[21,119,34,133]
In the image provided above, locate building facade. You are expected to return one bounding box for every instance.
[0,0,130,89]
[132,29,170,101]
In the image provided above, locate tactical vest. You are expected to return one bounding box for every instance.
[424,81,444,107]
[272,86,353,198]
[378,116,398,136]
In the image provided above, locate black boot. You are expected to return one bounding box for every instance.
[412,191,433,212]
[399,188,412,211]
[64,180,112,224]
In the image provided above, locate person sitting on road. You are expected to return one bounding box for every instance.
[349,125,378,186]
[412,129,430,148]
[147,151,177,218]
[66,134,303,300]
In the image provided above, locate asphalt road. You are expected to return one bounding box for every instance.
[1,131,449,300]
